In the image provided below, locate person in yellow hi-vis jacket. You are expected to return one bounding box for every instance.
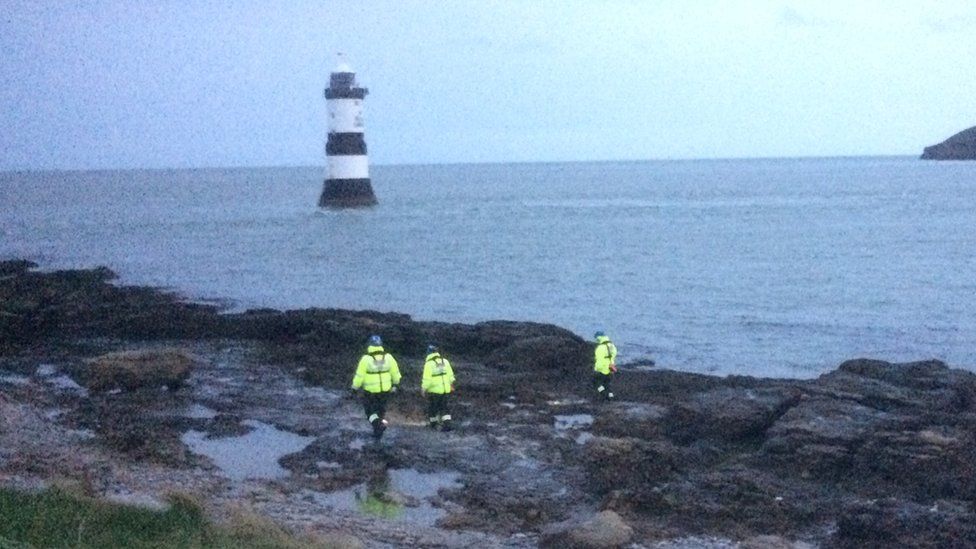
[351,335,401,440]
[421,344,456,431]
[592,331,618,401]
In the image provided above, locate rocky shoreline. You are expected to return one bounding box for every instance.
[2,260,975,548]
[921,125,976,160]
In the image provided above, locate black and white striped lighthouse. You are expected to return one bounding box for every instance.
[319,58,377,208]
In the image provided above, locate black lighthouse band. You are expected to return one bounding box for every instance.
[324,87,367,100]
[326,133,367,156]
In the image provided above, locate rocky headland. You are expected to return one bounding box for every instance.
[921,125,976,160]
[2,259,975,548]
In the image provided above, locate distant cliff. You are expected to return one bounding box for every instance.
[921,125,976,160]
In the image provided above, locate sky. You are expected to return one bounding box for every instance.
[2,0,976,170]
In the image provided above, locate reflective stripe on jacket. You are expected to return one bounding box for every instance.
[352,345,402,393]
[594,336,617,374]
[421,352,455,394]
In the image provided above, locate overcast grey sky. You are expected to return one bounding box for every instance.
[2,0,975,170]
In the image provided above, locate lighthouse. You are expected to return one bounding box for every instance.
[319,57,377,207]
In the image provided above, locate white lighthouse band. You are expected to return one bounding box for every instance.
[319,60,377,208]
[327,154,369,180]
[327,99,365,134]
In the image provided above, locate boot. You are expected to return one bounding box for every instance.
[372,418,388,440]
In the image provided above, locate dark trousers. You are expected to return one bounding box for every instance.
[426,393,451,425]
[592,372,614,400]
[362,392,389,436]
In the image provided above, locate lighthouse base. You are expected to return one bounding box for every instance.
[318,178,378,208]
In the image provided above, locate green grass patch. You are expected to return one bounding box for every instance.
[0,487,346,548]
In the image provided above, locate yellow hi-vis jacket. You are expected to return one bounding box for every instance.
[352,345,401,393]
[594,336,617,375]
[421,352,455,395]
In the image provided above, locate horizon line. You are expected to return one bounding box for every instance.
[0,153,925,175]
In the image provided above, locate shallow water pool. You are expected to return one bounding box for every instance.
[311,468,462,526]
[181,419,314,481]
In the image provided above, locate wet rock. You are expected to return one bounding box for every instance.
[444,460,571,534]
[289,351,363,388]
[578,357,976,539]
[249,311,586,372]
[484,332,589,375]
[9,263,976,547]
[614,369,740,401]
[441,488,549,532]
[583,437,687,495]
[85,349,197,392]
[0,263,59,348]
[761,360,976,501]
[849,423,976,501]
[760,396,886,478]
[831,498,976,547]
[234,308,423,350]
[834,358,976,413]
[0,261,589,376]
[79,395,192,466]
[103,420,189,466]
[741,535,814,549]
[664,387,801,444]
[315,532,364,549]
[839,358,948,388]
[626,467,832,537]
[431,320,586,362]
[539,510,633,548]
[207,413,253,437]
[590,402,667,440]
[0,259,37,276]
[0,262,221,344]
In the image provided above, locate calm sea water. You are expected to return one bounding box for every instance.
[2,158,974,378]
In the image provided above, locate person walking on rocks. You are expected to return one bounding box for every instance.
[351,335,401,441]
[421,344,456,431]
[593,331,618,401]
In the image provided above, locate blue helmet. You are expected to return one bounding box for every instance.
[368,335,382,346]
[426,344,439,354]
[594,330,605,339]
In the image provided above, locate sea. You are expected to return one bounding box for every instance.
[2,157,974,378]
